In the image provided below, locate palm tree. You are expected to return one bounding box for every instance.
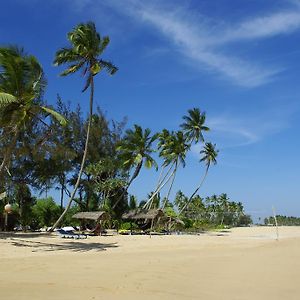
[118,125,158,188]
[50,22,117,230]
[112,124,158,209]
[179,142,218,215]
[0,46,66,176]
[144,130,190,209]
[180,108,209,144]
[218,193,229,225]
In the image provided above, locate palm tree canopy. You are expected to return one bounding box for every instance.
[181,108,210,143]
[0,46,66,128]
[159,130,190,167]
[117,124,158,171]
[0,46,46,100]
[53,22,118,92]
[200,142,218,168]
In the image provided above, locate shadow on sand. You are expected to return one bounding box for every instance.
[0,232,50,239]
[1,233,118,253]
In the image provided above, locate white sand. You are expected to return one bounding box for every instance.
[0,226,300,299]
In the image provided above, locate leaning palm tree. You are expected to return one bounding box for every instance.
[180,108,209,144]
[144,130,190,209]
[50,22,117,231]
[179,142,218,215]
[0,46,66,175]
[112,124,158,209]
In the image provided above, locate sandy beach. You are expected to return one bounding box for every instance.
[0,226,300,300]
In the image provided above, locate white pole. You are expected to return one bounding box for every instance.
[272,206,279,241]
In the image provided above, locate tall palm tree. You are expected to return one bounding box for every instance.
[0,46,66,175]
[179,142,218,215]
[112,124,158,209]
[218,193,229,225]
[50,22,117,230]
[180,108,209,144]
[144,130,190,209]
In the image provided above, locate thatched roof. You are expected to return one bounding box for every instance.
[122,208,164,220]
[72,211,110,221]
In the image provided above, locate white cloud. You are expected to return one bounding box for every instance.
[68,0,300,87]
[219,11,300,43]
[104,1,299,87]
[205,105,295,149]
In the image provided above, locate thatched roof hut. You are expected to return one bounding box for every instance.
[72,211,110,222]
[122,208,164,220]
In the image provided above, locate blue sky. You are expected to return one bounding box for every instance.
[1,0,300,220]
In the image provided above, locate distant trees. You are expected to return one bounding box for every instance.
[175,191,252,228]
[264,215,300,226]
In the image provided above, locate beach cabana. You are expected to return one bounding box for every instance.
[122,208,164,232]
[122,208,164,220]
[72,211,110,235]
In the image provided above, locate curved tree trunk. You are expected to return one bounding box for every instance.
[126,160,143,191]
[112,161,175,211]
[0,129,19,176]
[161,162,178,209]
[111,160,143,210]
[143,163,177,209]
[179,165,209,215]
[143,162,175,210]
[50,76,94,231]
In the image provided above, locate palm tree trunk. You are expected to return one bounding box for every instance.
[0,129,19,176]
[143,164,177,209]
[50,76,94,231]
[179,165,209,215]
[157,163,174,189]
[60,180,64,212]
[126,160,143,190]
[161,162,178,209]
[142,162,175,210]
[111,160,143,210]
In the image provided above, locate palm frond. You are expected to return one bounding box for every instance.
[0,93,18,108]
[60,61,85,77]
[98,59,118,75]
[41,106,67,126]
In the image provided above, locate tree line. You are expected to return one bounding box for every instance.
[264,216,300,226]
[0,21,250,231]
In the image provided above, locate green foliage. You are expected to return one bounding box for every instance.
[61,205,81,227]
[180,108,209,143]
[120,222,138,230]
[129,195,137,210]
[32,197,61,228]
[264,215,300,226]
[164,206,177,218]
[174,191,252,229]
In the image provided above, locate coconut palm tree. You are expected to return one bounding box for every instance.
[144,130,190,209]
[112,124,158,209]
[179,142,218,215]
[0,46,66,175]
[218,193,229,225]
[50,22,117,230]
[180,108,209,144]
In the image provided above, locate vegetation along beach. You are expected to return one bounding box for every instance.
[1,0,300,299]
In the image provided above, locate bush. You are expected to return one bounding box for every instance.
[32,198,61,228]
[120,222,138,230]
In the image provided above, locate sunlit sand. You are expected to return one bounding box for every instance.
[1,226,299,299]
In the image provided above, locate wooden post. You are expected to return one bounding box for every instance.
[272,206,279,241]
